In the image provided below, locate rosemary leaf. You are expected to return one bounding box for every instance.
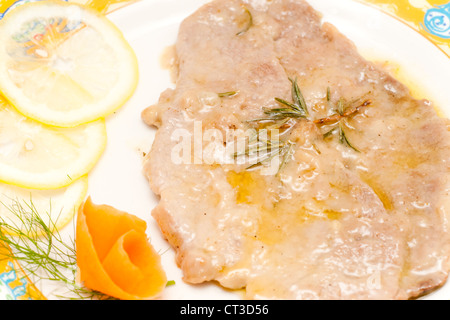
[278,142,295,173]
[236,6,253,36]
[246,146,284,171]
[273,98,298,111]
[323,127,337,139]
[337,98,345,116]
[289,77,308,116]
[338,123,360,152]
[264,112,305,120]
[218,91,239,98]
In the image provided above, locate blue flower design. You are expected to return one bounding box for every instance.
[424,2,450,39]
[0,262,28,300]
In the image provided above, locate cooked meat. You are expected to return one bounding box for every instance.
[142,0,450,299]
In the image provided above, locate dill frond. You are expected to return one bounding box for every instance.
[0,198,112,300]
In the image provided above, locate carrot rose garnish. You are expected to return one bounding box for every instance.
[76,197,167,300]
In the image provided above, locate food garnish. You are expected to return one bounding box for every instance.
[248,78,309,123]
[0,98,106,190]
[0,176,88,236]
[233,130,295,173]
[0,197,109,300]
[218,91,239,98]
[318,90,371,152]
[0,0,138,127]
[236,5,253,36]
[76,197,167,300]
[0,196,168,300]
[0,1,143,300]
[240,81,370,171]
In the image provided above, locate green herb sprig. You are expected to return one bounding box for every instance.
[233,132,294,173]
[317,90,371,152]
[0,198,113,300]
[0,197,175,300]
[237,81,370,173]
[247,78,308,124]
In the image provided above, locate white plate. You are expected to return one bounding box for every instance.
[84,0,450,300]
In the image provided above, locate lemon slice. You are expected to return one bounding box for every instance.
[0,176,88,236]
[0,99,106,190]
[0,0,138,127]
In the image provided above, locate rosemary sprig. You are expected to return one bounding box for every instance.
[314,98,371,125]
[239,81,370,173]
[233,130,294,173]
[317,90,371,152]
[247,77,309,123]
[245,140,294,172]
[236,6,253,36]
[273,77,308,118]
[0,198,112,300]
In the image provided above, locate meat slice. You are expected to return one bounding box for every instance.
[142,0,450,299]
